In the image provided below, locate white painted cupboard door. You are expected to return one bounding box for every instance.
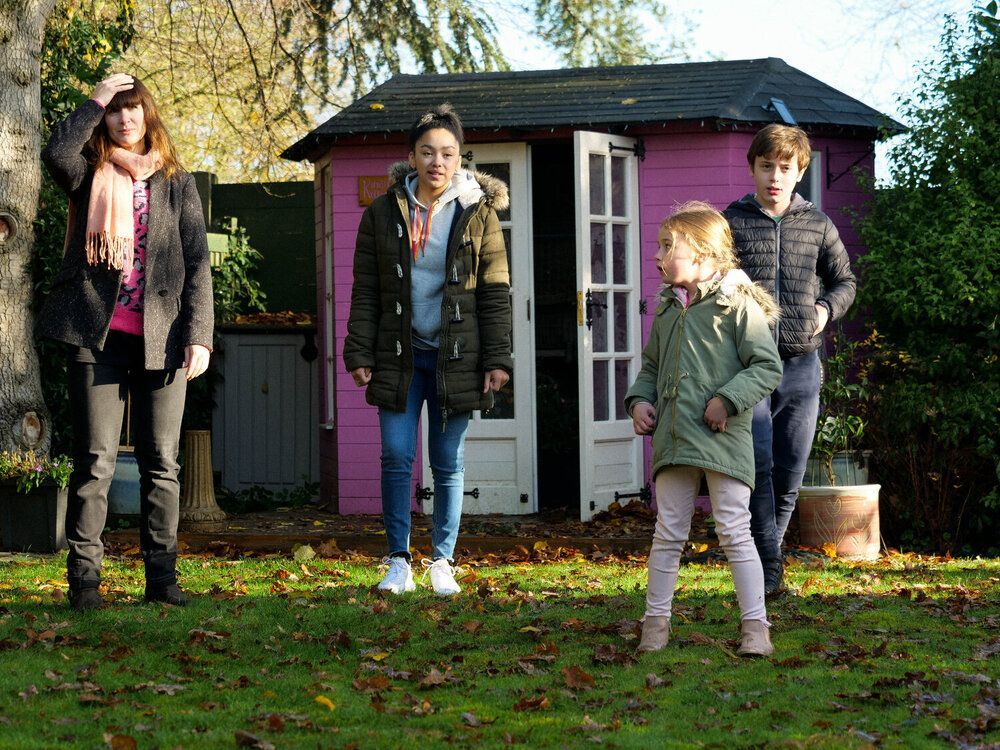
[421,143,536,515]
[573,131,644,521]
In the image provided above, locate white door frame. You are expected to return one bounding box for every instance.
[574,131,645,521]
[421,142,537,514]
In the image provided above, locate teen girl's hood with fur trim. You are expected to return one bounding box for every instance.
[388,161,509,213]
[660,269,780,325]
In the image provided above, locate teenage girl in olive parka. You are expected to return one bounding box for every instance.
[344,105,512,597]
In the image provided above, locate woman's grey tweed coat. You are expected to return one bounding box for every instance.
[38,99,213,370]
[343,162,513,418]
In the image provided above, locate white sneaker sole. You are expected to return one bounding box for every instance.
[377,576,415,595]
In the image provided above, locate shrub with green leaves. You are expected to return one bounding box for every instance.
[856,6,999,555]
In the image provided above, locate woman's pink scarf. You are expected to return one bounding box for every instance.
[82,148,162,270]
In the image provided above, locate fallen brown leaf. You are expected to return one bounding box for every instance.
[562,666,595,690]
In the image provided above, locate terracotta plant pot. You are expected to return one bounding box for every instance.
[0,480,68,553]
[797,484,881,561]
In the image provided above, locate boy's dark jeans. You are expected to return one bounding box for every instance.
[65,332,187,590]
[749,350,821,586]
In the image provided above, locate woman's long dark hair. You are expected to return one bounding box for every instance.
[87,76,182,179]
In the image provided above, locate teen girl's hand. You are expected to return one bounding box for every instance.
[631,401,656,435]
[483,369,509,393]
[703,396,729,433]
[91,74,134,107]
[184,344,211,380]
[351,367,372,387]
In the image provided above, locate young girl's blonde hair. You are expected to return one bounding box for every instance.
[659,201,739,274]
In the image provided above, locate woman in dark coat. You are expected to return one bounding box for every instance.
[39,73,213,610]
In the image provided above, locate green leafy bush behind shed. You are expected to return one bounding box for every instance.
[856,7,1000,554]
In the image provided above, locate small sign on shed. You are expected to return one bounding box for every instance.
[358,176,389,206]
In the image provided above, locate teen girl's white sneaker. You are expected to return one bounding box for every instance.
[421,558,461,596]
[377,556,415,594]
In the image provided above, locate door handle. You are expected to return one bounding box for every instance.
[585,289,606,330]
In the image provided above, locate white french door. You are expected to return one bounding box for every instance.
[574,132,644,521]
[421,143,536,514]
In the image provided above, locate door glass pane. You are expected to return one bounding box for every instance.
[613,292,629,352]
[589,154,605,215]
[593,360,609,422]
[502,227,512,287]
[477,162,511,221]
[612,224,627,284]
[615,359,630,420]
[591,291,608,353]
[482,376,514,419]
[611,156,626,217]
[590,223,607,283]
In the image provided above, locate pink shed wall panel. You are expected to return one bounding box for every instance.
[324,145,412,514]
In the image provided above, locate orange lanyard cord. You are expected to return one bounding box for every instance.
[410,201,437,261]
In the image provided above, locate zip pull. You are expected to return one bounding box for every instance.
[440,407,449,433]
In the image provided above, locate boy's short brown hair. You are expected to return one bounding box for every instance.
[746,124,812,172]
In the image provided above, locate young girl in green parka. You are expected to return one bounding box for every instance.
[625,202,782,656]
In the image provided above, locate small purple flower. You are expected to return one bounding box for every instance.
[34,464,43,473]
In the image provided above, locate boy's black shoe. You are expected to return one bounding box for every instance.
[69,587,103,612]
[764,568,786,599]
[145,584,187,606]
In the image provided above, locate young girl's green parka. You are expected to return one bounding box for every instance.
[625,271,783,488]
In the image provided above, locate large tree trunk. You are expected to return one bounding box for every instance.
[0,0,56,454]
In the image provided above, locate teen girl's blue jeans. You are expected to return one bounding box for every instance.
[379,347,470,562]
[749,350,821,587]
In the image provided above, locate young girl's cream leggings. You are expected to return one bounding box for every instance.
[646,466,767,622]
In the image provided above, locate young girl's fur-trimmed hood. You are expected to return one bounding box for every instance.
[658,269,780,325]
[388,161,509,212]
[716,269,780,325]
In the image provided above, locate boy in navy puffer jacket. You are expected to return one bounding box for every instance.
[724,124,856,595]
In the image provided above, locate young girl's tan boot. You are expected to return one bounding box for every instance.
[638,616,670,652]
[737,619,774,657]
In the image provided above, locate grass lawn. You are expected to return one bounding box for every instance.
[0,548,997,749]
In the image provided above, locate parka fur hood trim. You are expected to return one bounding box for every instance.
[388,161,510,213]
[716,269,781,326]
[659,269,780,326]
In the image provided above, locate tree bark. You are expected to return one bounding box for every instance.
[0,0,56,454]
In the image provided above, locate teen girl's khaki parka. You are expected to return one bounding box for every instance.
[343,162,513,421]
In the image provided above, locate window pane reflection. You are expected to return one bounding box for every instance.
[593,360,609,422]
[590,223,606,283]
[589,154,605,215]
[614,292,629,352]
[615,360,630,420]
[611,157,626,217]
[612,224,627,284]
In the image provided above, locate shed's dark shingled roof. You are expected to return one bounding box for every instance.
[283,57,904,161]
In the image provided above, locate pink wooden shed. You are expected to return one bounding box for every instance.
[282,57,902,520]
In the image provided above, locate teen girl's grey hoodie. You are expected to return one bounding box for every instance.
[404,170,484,349]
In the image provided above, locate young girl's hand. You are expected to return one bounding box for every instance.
[631,402,657,435]
[92,74,134,107]
[703,396,729,433]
